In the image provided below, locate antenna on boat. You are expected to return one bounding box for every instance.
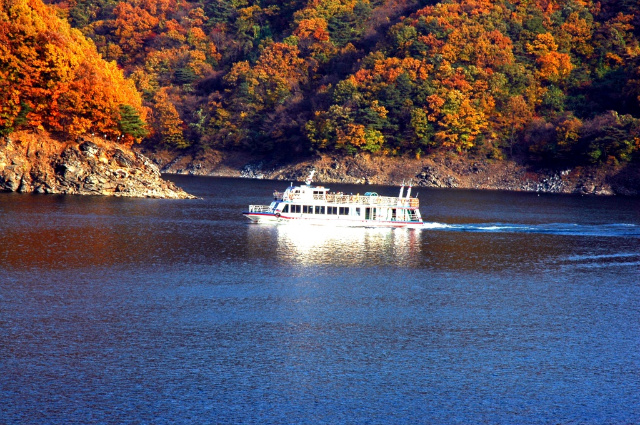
[399,180,405,199]
[305,170,316,186]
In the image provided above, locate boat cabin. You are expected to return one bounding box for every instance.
[244,170,424,227]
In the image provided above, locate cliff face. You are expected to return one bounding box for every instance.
[0,132,194,198]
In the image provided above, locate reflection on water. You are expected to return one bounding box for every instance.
[263,225,422,266]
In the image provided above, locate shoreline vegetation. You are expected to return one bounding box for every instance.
[2,0,640,198]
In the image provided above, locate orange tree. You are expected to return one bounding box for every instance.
[0,0,147,141]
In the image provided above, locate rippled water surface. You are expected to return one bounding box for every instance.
[1,176,639,424]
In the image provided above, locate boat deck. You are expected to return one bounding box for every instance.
[273,191,419,207]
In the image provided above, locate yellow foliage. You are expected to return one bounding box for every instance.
[526,33,558,56]
[536,51,573,83]
[152,87,185,146]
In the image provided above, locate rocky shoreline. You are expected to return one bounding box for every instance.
[0,133,195,199]
[144,148,640,197]
[3,133,637,198]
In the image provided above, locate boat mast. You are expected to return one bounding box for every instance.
[305,170,316,186]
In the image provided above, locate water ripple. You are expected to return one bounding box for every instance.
[423,222,640,237]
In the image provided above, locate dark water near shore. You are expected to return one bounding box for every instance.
[1,176,639,424]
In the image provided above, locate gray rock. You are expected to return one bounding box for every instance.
[416,166,458,188]
[242,162,266,179]
[135,152,161,176]
[113,149,133,167]
[18,175,32,193]
[113,169,128,179]
[5,175,19,191]
[79,141,100,157]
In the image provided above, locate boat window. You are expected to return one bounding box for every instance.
[327,206,338,215]
[291,204,301,213]
[303,205,313,214]
[339,207,349,215]
[282,204,289,213]
[354,207,361,216]
[315,206,325,214]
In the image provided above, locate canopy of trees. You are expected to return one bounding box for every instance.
[5,0,640,166]
[0,0,147,143]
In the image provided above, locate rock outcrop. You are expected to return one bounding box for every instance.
[1,132,194,199]
[140,147,640,196]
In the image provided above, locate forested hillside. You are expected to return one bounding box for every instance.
[4,0,640,170]
[0,0,148,143]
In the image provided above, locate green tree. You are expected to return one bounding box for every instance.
[118,104,149,141]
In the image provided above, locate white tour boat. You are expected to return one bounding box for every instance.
[243,171,425,228]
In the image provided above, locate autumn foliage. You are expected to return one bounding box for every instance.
[0,0,147,143]
[4,0,640,166]
[303,0,640,162]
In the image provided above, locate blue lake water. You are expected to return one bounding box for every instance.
[1,176,639,424]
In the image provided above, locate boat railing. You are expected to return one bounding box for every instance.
[248,205,272,213]
[273,191,419,207]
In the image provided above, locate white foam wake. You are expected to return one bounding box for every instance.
[421,222,640,237]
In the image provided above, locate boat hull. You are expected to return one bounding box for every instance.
[242,212,425,228]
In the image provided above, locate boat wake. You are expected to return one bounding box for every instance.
[559,252,640,269]
[422,222,640,237]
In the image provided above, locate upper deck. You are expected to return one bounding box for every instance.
[274,186,419,208]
